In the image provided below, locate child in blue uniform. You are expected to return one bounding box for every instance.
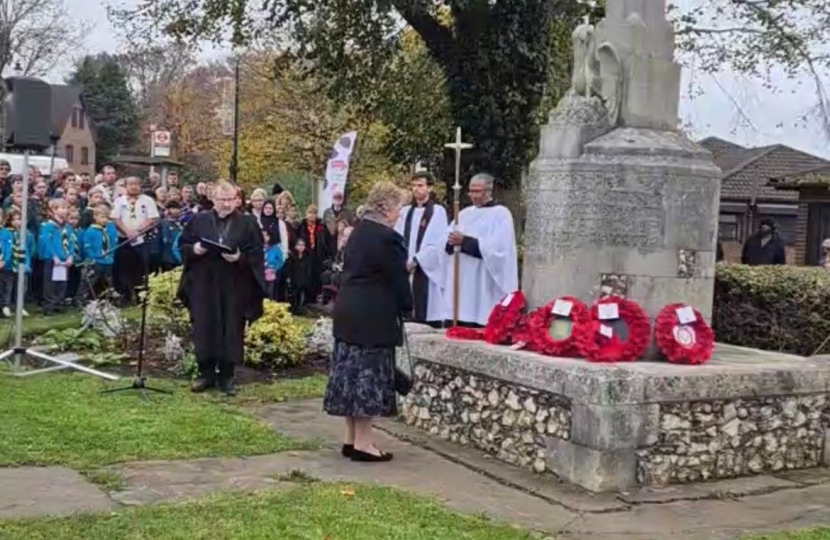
[77,205,118,304]
[41,199,72,314]
[0,209,34,317]
[262,228,284,301]
[160,202,183,271]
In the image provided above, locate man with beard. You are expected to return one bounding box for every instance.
[741,218,787,266]
[395,172,448,326]
[178,180,265,395]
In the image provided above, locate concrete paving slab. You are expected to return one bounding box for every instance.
[0,467,115,519]
[620,475,800,504]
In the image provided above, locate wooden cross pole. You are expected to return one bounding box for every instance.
[444,127,474,327]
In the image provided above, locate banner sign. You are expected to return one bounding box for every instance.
[319,131,358,211]
[152,130,171,158]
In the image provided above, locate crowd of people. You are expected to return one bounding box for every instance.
[0,161,360,318]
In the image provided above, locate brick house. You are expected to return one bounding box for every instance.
[50,85,96,176]
[699,137,830,264]
[769,165,830,266]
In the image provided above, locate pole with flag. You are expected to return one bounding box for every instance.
[444,127,473,327]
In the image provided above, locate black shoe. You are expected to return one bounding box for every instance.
[350,449,393,463]
[218,379,236,396]
[191,378,214,393]
[341,444,354,458]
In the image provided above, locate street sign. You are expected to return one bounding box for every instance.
[152,130,171,157]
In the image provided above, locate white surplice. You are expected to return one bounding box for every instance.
[395,203,448,322]
[437,204,519,326]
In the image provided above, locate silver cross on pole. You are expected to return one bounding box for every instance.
[444,127,473,327]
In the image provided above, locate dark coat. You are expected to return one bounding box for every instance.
[177,210,266,324]
[333,217,412,348]
[742,233,787,266]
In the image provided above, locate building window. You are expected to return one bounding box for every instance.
[65,145,74,163]
[718,214,739,241]
[79,110,85,130]
[81,147,89,165]
[71,109,78,128]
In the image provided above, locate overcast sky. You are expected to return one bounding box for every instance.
[58,0,830,159]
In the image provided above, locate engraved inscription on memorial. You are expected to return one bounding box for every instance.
[524,174,666,253]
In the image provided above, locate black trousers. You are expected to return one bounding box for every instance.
[194,314,245,383]
[116,243,149,303]
[76,264,114,304]
[43,260,67,312]
[0,271,19,308]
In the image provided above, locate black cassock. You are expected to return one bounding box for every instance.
[177,210,266,382]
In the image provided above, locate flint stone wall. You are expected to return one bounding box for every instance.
[403,333,830,492]
[401,362,571,474]
[639,395,830,485]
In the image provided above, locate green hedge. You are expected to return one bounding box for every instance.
[714,264,830,356]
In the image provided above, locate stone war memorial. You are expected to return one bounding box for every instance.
[400,0,830,493]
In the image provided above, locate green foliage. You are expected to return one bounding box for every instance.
[126,0,592,190]
[34,328,104,352]
[269,170,316,211]
[68,54,140,168]
[146,268,190,335]
[32,327,129,366]
[244,302,308,368]
[714,264,830,356]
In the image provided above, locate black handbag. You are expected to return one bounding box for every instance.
[394,318,413,396]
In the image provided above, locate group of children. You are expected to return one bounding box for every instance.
[0,196,186,317]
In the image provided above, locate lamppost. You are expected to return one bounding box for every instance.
[229,55,241,184]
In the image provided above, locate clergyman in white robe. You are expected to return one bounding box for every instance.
[395,200,448,324]
[439,201,519,326]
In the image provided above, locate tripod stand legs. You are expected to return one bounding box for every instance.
[100,375,171,401]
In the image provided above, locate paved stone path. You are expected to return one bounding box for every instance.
[3,399,830,540]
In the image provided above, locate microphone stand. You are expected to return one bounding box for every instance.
[100,220,171,400]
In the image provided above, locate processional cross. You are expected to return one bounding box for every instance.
[444,127,474,327]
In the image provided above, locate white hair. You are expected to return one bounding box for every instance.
[470,173,495,191]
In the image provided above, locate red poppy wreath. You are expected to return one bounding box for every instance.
[654,303,714,365]
[528,296,590,357]
[483,291,526,345]
[445,326,485,341]
[574,296,650,363]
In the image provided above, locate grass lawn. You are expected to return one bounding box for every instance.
[0,373,317,469]
[219,374,328,405]
[0,483,537,540]
[748,531,830,540]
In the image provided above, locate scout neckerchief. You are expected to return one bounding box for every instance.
[8,227,18,268]
[127,195,138,219]
[93,224,109,253]
[306,220,316,250]
[60,225,69,257]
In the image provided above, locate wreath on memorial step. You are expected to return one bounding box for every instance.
[654,303,714,365]
[445,326,485,341]
[528,296,590,357]
[574,296,650,363]
[509,313,538,351]
[483,291,526,345]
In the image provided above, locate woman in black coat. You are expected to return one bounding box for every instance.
[296,204,329,303]
[323,182,411,463]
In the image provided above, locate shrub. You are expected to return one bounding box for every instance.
[245,302,308,368]
[714,264,830,356]
[146,268,190,335]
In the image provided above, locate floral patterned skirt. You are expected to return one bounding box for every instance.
[323,340,397,418]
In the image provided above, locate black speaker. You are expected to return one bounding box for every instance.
[3,76,52,151]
